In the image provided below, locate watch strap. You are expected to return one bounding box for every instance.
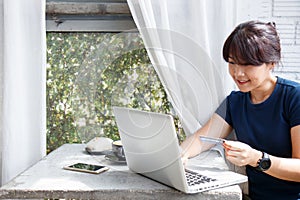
[255,152,271,171]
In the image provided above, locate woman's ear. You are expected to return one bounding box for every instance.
[268,62,276,70]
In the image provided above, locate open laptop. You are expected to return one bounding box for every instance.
[113,106,248,194]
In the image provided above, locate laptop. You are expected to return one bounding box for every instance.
[113,106,248,194]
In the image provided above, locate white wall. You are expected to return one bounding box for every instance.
[1,0,46,185]
[236,0,300,82]
[0,0,3,185]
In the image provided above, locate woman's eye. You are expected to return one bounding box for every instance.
[229,61,235,65]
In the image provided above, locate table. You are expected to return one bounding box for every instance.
[0,144,243,199]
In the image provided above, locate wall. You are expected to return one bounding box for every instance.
[236,0,300,82]
[0,0,3,185]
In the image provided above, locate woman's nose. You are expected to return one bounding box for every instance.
[234,65,245,76]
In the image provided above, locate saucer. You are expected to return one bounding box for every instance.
[105,152,126,164]
[85,147,111,155]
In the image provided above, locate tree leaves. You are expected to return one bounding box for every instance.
[46,32,173,153]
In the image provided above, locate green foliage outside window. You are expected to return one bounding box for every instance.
[46,32,185,154]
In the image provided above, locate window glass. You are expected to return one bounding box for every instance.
[46,32,172,153]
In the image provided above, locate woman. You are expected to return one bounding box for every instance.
[181,20,300,199]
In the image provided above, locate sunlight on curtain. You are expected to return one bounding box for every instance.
[0,0,46,185]
[127,0,236,135]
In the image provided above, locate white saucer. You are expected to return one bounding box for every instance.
[85,147,111,155]
[105,152,126,164]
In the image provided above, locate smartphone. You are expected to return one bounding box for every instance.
[63,162,109,174]
[199,136,225,145]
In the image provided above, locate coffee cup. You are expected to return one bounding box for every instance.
[112,140,125,160]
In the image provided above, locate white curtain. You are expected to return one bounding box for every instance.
[127,0,236,135]
[0,0,46,185]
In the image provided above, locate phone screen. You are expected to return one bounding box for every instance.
[64,162,109,174]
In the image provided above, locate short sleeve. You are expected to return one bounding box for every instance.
[215,97,233,126]
[288,86,300,127]
[215,98,226,119]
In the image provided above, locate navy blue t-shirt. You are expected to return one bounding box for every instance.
[216,77,300,200]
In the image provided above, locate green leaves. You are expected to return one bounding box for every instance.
[46,32,175,153]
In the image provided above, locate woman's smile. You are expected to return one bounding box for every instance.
[237,79,249,85]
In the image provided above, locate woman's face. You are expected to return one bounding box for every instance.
[228,57,274,93]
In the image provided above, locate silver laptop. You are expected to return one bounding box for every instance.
[113,106,248,194]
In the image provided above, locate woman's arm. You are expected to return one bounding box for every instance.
[266,125,300,182]
[180,113,232,163]
[224,124,300,182]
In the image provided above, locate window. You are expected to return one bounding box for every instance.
[46,0,173,153]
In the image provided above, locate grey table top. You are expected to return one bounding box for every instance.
[0,144,243,199]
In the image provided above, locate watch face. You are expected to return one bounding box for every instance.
[261,160,271,169]
[256,152,271,171]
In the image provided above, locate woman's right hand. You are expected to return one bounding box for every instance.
[179,113,233,166]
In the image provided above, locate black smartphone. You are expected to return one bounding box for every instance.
[63,162,109,174]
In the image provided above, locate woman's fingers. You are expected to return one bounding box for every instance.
[223,140,253,166]
[223,140,262,167]
[223,140,246,151]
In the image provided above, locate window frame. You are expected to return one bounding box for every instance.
[46,0,137,32]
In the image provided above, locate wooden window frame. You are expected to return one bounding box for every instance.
[46,0,137,32]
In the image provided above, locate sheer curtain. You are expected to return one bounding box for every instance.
[0,0,46,185]
[127,0,236,135]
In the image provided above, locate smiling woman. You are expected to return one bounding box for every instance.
[181,20,300,200]
[224,21,280,101]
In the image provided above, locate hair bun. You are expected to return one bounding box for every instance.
[268,21,276,28]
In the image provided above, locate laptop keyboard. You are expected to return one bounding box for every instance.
[185,170,217,186]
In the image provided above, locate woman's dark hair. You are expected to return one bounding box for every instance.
[223,20,281,66]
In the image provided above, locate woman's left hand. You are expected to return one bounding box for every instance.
[223,140,261,167]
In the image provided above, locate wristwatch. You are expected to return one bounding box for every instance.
[255,152,271,171]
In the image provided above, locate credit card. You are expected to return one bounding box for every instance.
[199,136,225,145]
